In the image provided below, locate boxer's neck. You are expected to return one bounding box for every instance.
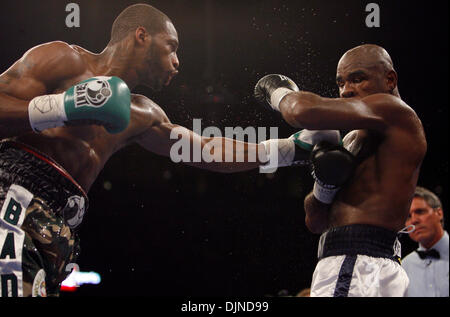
[95,41,140,89]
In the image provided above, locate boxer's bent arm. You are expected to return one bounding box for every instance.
[0,92,32,136]
[279,91,414,132]
[0,41,84,137]
[304,191,330,234]
[0,70,47,136]
[137,121,263,173]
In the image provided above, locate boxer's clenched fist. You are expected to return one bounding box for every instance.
[310,141,356,204]
[259,129,342,171]
[28,76,131,134]
[254,74,299,111]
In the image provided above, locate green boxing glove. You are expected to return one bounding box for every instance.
[259,129,342,173]
[28,76,131,134]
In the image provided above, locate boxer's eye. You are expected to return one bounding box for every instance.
[167,40,178,53]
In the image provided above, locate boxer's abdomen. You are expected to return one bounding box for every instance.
[13,126,117,192]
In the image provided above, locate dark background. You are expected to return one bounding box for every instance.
[1,0,448,296]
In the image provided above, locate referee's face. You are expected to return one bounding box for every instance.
[406,197,444,248]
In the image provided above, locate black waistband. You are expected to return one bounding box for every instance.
[317,224,401,264]
[0,140,89,227]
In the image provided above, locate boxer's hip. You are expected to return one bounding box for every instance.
[0,140,88,229]
[317,224,402,263]
[0,140,88,296]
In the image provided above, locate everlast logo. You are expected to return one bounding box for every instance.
[75,78,112,108]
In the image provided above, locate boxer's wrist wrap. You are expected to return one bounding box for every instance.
[312,171,339,204]
[259,138,295,172]
[270,87,294,112]
[28,93,67,132]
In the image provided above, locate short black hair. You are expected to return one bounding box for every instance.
[109,4,171,44]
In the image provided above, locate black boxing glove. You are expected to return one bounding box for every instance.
[310,141,356,204]
[254,74,299,111]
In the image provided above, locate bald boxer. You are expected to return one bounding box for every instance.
[0,4,346,296]
[255,44,427,297]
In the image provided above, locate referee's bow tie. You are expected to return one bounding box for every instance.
[416,249,440,259]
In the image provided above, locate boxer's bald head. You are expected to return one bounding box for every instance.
[109,4,172,45]
[338,44,395,74]
[336,44,400,98]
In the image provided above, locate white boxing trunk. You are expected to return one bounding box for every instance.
[310,224,409,297]
[310,254,409,297]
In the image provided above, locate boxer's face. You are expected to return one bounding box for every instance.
[140,21,179,91]
[336,56,394,99]
[406,197,443,245]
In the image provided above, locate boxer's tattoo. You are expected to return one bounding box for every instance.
[1,58,34,82]
[0,76,12,86]
[0,71,17,89]
[18,58,35,74]
[0,59,34,90]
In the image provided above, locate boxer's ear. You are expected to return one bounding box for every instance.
[386,70,398,94]
[435,207,444,226]
[135,27,151,46]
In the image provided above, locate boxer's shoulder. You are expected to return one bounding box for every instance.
[131,93,164,112]
[20,41,87,80]
[363,93,416,118]
[362,94,427,163]
[122,94,171,145]
[23,41,82,64]
[130,93,170,125]
[362,93,423,133]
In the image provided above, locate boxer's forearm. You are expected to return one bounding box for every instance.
[278,91,345,130]
[186,137,264,173]
[0,92,34,137]
[139,124,264,173]
[279,91,388,132]
[278,91,318,129]
[304,191,330,234]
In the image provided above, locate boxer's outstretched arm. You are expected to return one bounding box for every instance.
[0,41,84,137]
[133,96,346,173]
[133,101,263,173]
[146,122,263,173]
